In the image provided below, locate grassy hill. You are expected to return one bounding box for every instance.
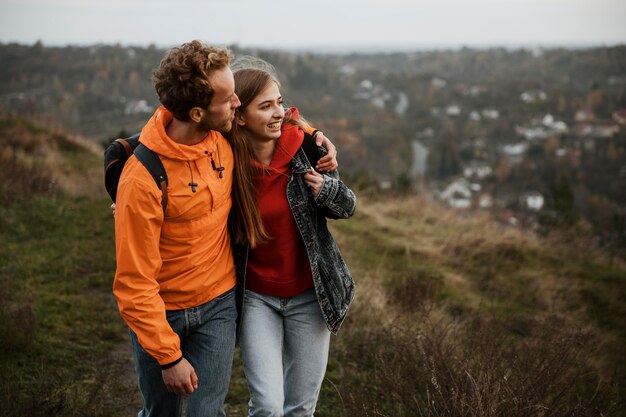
[0,115,624,416]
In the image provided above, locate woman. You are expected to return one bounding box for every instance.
[228,62,356,417]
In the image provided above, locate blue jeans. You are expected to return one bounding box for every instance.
[239,288,331,417]
[129,288,237,417]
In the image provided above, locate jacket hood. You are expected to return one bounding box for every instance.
[140,106,224,161]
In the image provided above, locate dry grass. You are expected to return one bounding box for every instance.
[1,114,623,415]
[0,113,103,201]
[342,311,616,417]
[327,194,624,416]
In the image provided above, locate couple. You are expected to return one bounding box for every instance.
[112,40,356,417]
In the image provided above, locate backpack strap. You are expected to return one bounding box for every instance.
[300,132,322,170]
[116,137,134,158]
[134,143,168,212]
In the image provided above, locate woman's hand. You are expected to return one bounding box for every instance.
[314,131,338,172]
[304,169,325,197]
[111,203,116,216]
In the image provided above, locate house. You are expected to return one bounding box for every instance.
[456,84,487,97]
[431,77,447,88]
[542,114,568,133]
[502,143,527,157]
[515,124,545,141]
[613,109,626,125]
[520,90,547,103]
[415,128,435,140]
[574,109,595,123]
[124,99,153,115]
[338,64,356,76]
[520,191,544,211]
[463,161,493,180]
[354,79,373,100]
[470,183,482,192]
[575,123,594,137]
[502,143,527,165]
[371,93,391,109]
[445,105,461,117]
[469,111,481,121]
[593,122,620,138]
[359,79,373,90]
[355,80,392,108]
[481,109,500,120]
[439,178,472,209]
[478,194,494,208]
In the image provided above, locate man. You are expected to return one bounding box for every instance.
[113,40,336,417]
[113,40,240,416]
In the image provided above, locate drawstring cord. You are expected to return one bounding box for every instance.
[186,161,198,192]
[210,142,225,179]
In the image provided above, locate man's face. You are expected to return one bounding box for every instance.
[198,66,240,134]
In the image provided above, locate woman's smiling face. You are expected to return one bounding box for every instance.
[236,81,285,142]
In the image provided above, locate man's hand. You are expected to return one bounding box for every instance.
[162,358,198,395]
[313,131,338,172]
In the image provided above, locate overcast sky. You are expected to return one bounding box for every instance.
[1,0,625,52]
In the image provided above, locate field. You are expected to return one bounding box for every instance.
[1,115,624,416]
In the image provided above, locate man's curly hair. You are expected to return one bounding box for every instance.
[153,40,232,121]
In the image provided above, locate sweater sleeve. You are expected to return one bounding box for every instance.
[112,161,182,366]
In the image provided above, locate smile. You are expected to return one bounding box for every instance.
[267,121,281,129]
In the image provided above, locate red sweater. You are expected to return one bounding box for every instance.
[245,121,314,297]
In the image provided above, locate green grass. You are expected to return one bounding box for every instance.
[2,190,625,416]
[0,194,125,416]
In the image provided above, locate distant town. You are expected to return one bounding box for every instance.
[1,42,624,248]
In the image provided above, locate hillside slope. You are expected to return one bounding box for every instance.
[0,116,624,416]
[330,195,625,415]
[0,112,103,201]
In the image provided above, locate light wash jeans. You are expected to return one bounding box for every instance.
[239,288,331,417]
[129,288,237,417]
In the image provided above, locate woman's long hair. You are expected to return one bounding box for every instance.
[227,68,275,248]
[227,61,308,247]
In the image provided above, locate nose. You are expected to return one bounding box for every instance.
[274,105,285,119]
[232,93,241,109]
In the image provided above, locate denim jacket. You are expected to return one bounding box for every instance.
[234,145,357,334]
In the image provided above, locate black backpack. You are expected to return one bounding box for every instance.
[103,131,322,213]
[300,132,323,170]
[104,133,168,211]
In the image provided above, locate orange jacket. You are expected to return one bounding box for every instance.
[113,106,236,366]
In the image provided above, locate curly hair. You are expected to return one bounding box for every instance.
[153,40,232,121]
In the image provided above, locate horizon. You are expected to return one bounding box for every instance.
[3,39,625,55]
[1,0,625,55]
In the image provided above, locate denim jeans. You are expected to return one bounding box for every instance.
[129,288,237,417]
[239,288,331,417]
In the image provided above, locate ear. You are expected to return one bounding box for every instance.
[235,112,246,126]
[189,107,204,123]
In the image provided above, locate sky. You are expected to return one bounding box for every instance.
[1,0,625,52]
